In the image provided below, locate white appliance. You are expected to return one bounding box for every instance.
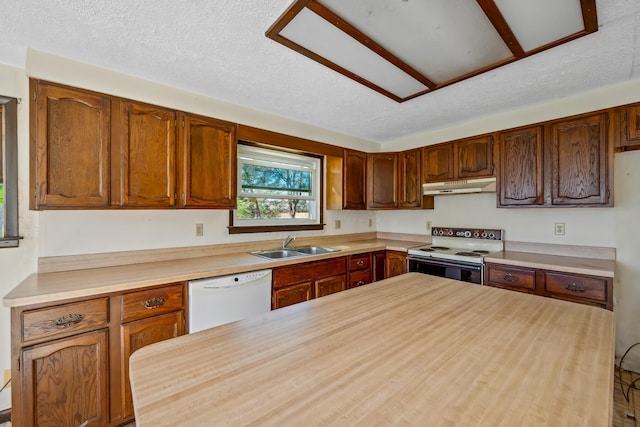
[188,269,272,333]
[407,227,504,284]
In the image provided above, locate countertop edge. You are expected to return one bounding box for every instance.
[484,252,615,278]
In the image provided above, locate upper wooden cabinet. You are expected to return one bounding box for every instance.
[457,136,494,179]
[497,126,544,207]
[343,149,367,209]
[367,152,398,209]
[497,113,612,208]
[398,148,423,208]
[422,144,454,182]
[618,103,640,150]
[31,80,112,208]
[30,80,237,210]
[114,100,177,207]
[422,136,494,183]
[178,113,237,209]
[550,113,611,206]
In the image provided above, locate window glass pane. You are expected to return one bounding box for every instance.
[236,197,311,220]
[0,106,4,238]
[240,164,311,196]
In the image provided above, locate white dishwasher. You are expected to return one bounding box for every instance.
[188,269,272,333]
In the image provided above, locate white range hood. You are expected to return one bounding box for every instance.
[422,177,496,195]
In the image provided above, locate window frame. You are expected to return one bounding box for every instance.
[0,96,20,247]
[228,142,324,234]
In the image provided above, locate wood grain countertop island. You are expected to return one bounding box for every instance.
[129,273,614,427]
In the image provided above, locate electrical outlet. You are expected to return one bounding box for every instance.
[195,223,204,237]
[425,221,432,231]
[3,369,10,388]
[368,218,373,228]
[554,222,565,235]
[335,219,341,230]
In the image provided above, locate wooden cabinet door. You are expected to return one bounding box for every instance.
[315,275,346,298]
[273,282,312,309]
[385,251,407,279]
[367,152,398,209]
[550,113,611,206]
[31,81,111,208]
[498,126,544,206]
[116,100,176,207]
[622,104,640,147]
[178,113,237,208]
[422,144,454,182]
[21,330,109,427]
[343,149,367,209]
[121,311,184,419]
[457,136,494,179]
[398,149,422,208]
[372,251,386,282]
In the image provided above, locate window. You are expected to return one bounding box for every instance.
[229,143,323,233]
[0,96,20,247]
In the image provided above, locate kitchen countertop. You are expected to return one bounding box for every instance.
[485,251,616,278]
[3,238,423,308]
[129,272,615,427]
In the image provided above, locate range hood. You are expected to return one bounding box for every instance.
[422,177,496,195]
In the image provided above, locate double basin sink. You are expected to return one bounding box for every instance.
[251,246,339,260]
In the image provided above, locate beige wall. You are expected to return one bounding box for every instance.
[2,51,640,390]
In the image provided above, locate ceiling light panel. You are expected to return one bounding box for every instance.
[494,0,587,52]
[322,0,513,84]
[280,7,429,99]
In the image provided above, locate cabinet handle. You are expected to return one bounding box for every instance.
[144,297,167,309]
[53,314,84,328]
[356,260,365,266]
[564,283,586,293]
[356,280,365,287]
[503,274,519,283]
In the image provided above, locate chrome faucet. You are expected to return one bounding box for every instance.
[282,234,295,249]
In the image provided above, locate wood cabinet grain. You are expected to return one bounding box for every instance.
[398,148,424,208]
[178,112,237,209]
[115,100,177,207]
[422,144,454,182]
[498,126,544,207]
[485,262,613,309]
[367,152,398,209]
[622,104,640,145]
[21,330,109,427]
[385,251,407,279]
[315,275,346,297]
[273,282,313,309]
[11,282,187,427]
[31,80,111,209]
[550,113,610,206]
[343,149,367,209]
[457,136,494,178]
[348,252,372,288]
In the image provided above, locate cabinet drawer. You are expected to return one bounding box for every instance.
[22,297,109,344]
[486,264,535,291]
[273,257,347,289]
[543,272,607,302]
[122,283,185,323]
[349,253,371,271]
[349,269,372,288]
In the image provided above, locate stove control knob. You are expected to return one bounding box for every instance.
[489,233,495,239]
[464,231,471,237]
[448,230,453,236]
[481,232,487,238]
[473,232,480,238]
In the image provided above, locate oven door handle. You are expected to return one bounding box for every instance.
[408,257,482,271]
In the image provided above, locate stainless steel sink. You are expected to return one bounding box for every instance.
[250,246,339,259]
[290,246,339,255]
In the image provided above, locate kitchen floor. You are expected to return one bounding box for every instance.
[0,370,637,426]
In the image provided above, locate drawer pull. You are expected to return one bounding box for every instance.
[564,283,586,293]
[53,314,84,328]
[356,280,365,287]
[503,274,519,283]
[356,260,365,266]
[144,297,167,309]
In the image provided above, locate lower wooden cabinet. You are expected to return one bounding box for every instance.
[21,330,109,427]
[485,262,612,310]
[315,276,346,298]
[11,282,187,427]
[348,253,372,289]
[273,282,313,308]
[385,251,407,279]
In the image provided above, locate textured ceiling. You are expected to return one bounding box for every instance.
[2,0,640,143]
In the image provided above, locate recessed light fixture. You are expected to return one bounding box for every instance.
[267,0,598,102]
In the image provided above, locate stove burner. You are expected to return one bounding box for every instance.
[419,248,435,252]
[472,250,490,254]
[430,246,450,250]
[455,252,483,257]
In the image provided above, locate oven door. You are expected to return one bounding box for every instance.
[408,257,483,284]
